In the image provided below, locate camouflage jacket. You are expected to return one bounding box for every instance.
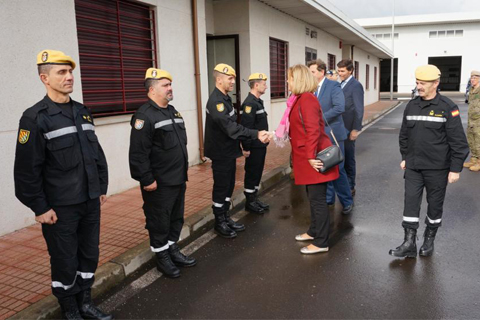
[468,85,480,121]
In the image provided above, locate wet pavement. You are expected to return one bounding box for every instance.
[111,100,480,319]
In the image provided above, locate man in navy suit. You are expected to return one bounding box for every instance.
[308,59,354,214]
[337,59,364,196]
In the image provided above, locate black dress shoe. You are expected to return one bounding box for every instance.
[155,251,181,278]
[77,289,113,320]
[226,216,246,232]
[60,296,84,320]
[342,204,354,214]
[168,243,197,267]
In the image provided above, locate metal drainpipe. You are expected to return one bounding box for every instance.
[192,0,206,162]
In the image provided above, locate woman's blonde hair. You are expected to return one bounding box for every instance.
[288,64,318,95]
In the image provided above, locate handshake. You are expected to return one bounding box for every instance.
[257,130,274,144]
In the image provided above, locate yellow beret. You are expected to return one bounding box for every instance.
[248,73,268,81]
[471,70,480,77]
[415,65,441,81]
[214,63,236,77]
[145,68,172,81]
[37,49,76,69]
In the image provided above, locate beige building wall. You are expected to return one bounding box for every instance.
[0,0,83,236]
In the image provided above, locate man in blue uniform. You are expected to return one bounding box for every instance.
[129,68,196,279]
[14,50,111,320]
[389,65,469,258]
[204,63,269,239]
[241,73,270,214]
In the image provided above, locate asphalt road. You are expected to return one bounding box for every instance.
[111,99,480,319]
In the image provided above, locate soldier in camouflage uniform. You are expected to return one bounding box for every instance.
[464,70,480,171]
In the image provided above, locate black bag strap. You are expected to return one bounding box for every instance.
[298,102,340,148]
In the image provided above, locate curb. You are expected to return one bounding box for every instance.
[10,102,399,319]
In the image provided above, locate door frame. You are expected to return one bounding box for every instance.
[207,34,241,114]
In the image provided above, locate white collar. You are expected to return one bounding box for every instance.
[342,75,353,85]
[317,77,326,94]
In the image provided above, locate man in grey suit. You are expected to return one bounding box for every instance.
[308,59,354,214]
[337,59,364,196]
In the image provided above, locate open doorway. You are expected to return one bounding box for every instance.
[206,35,241,116]
[380,58,398,92]
[428,56,462,91]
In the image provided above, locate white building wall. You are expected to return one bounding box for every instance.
[353,47,380,106]
[366,21,480,93]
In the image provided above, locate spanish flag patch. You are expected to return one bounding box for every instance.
[451,109,460,117]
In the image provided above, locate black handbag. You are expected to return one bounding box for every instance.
[298,103,344,173]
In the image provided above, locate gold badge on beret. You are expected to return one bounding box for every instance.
[216,103,225,112]
[134,119,145,130]
[245,106,252,114]
[18,129,30,144]
[152,70,157,78]
[42,51,48,62]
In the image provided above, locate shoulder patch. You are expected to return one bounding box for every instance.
[244,106,252,114]
[216,103,225,112]
[18,129,30,144]
[134,119,145,130]
[451,109,460,117]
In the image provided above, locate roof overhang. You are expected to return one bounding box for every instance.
[258,0,393,59]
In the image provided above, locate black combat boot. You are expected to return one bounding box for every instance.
[77,289,113,320]
[214,212,237,238]
[168,243,197,267]
[419,227,438,257]
[254,192,270,211]
[221,202,245,232]
[59,296,84,320]
[245,192,265,214]
[155,250,181,278]
[389,228,417,258]
[226,213,246,232]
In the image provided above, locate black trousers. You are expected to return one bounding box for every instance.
[141,183,186,252]
[244,147,267,193]
[305,183,330,248]
[42,198,100,302]
[211,158,236,215]
[403,168,449,229]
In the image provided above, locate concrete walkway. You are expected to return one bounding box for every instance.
[1,99,399,320]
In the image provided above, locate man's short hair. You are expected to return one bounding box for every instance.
[307,59,327,73]
[337,59,354,72]
[37,64,54,76]
[248,79,262,89]
[213,70,222,80]
[144,79,156,92]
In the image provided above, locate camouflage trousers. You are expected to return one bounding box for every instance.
[467,121,480,158]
